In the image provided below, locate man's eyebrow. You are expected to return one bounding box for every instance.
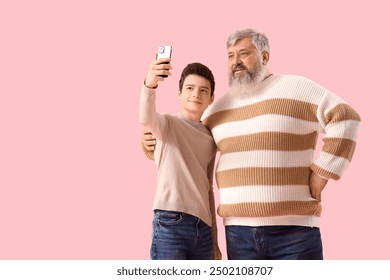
[228,47,249,53]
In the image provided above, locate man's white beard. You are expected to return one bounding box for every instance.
[228,62,268,96]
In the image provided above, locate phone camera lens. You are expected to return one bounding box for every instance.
[158,46,165,53]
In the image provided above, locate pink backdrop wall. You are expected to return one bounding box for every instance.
[1,0,389,259]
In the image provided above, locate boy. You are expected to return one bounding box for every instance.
[139,57,221,260]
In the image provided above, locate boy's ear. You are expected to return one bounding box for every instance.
[209,95,214,105]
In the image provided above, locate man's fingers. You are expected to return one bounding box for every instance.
[142,127,156,151]
[310,188,320,202]
[144,139,156,151]
[144,145,155,152]
[145,139,156,145]
[144,134,156,141]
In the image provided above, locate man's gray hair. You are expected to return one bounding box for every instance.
[227,29,270,54]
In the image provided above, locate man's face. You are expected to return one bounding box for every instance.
[227,37,267,88]
[228,37,259,78]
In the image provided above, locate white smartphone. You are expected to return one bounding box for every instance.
[157,45,172,78]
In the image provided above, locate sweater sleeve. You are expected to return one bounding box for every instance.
[311,90,361,180]
[139,85,166,140]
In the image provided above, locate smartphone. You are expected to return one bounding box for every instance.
[157,45,172,78]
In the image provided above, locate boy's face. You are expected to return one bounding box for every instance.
[178,74,214,118]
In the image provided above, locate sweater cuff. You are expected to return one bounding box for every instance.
[310,163,340,180]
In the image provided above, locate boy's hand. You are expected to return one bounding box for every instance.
[144,58,172,88]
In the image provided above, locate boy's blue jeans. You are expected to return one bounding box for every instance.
[150,210,213,260]
[226,225,323,260]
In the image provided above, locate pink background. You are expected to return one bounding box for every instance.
[1,0,389,259]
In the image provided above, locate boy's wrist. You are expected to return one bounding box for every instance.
[144,79,158,89]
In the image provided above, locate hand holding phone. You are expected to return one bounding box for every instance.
[157,46,172,78]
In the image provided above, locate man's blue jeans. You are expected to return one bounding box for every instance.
[150,210,213,260]
[226,225,323,260]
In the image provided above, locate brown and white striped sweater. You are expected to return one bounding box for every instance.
[202,75,361,227]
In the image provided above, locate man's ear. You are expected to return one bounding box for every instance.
[262,51,270,65]
[178,90,181,98]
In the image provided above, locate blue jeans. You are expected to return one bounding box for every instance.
[226,225,323,260]
[150,210,213,260]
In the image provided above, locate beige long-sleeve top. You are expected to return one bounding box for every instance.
[139,85,217,231]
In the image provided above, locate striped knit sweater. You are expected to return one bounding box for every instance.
[201,74,361,227]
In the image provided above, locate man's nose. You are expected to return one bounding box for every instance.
[233,55,242,65]
[232,60,243,70]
